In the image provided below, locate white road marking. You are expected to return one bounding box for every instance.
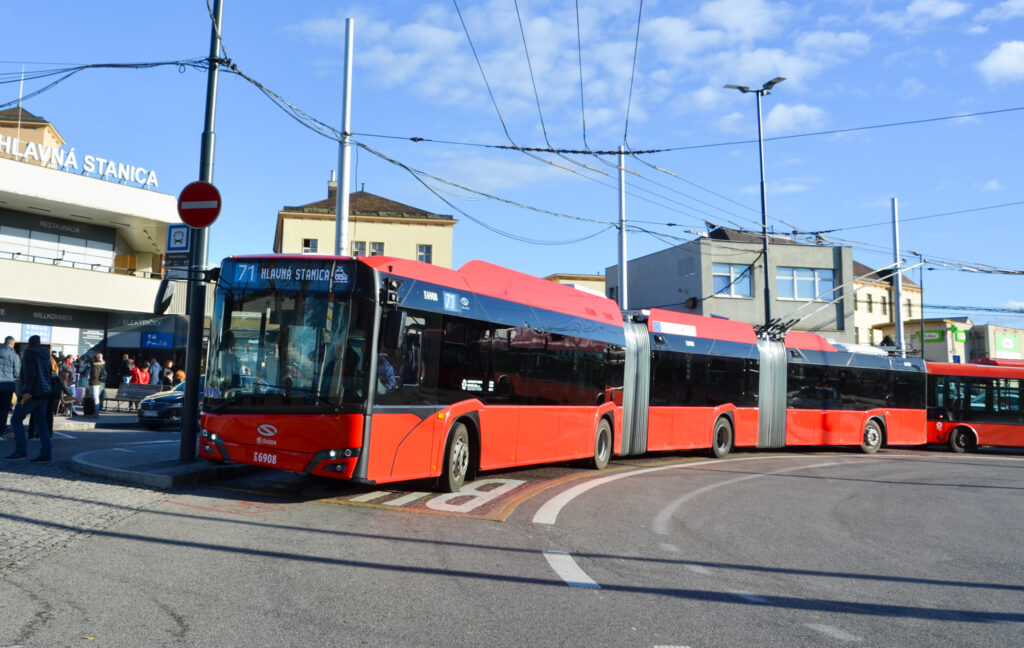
[660,542,679,552]
[533,455,858,525]
[543,551,601,589]
[652,461,844,535]
[684,564,712,575]
[349,490,390,503]
[382,491,429,506]
[806,623,862,642]
[51,431,76,439]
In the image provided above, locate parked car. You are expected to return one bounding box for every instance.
[137,376,204,429]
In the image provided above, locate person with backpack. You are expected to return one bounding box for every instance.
[4,335,53,462]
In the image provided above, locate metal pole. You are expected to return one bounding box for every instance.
[756,90,771,329]
[335,18,354,256]
[180,0,224,461]
[618,145,628,310]
[891,198,905,357]
[918,252,926,359]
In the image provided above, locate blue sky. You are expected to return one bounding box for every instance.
[3,0,1023,326]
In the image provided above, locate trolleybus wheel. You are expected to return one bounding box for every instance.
[708,417,733,459]
[591,418,612,470]
[948,427,974,454]
[441,422,471,493]
[860,419,883,454]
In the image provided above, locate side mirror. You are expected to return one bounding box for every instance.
[154,278,175,314]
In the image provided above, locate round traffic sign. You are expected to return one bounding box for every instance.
[177,181,222,228]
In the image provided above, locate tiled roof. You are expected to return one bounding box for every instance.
[0,107,47,124]
[853,260,918,288]
[283,190,453,221]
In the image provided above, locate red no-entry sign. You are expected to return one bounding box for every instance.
[177,181,222,228]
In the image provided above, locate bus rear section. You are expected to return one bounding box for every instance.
[783,332,927,452]
[927,361,1024,452]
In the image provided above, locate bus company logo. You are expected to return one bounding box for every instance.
[256,423,278,437]
[334,266,349,284]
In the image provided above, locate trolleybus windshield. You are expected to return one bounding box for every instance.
[204,258,373,413]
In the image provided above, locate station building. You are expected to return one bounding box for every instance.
[0,107,190,379]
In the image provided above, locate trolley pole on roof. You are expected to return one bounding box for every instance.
[618,145,628,310]
[335,18,354,256]
[180,0,224,462]
[892,198,906,357]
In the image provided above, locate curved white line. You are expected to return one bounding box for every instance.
[533,454,852,525]
[651,461,844,535]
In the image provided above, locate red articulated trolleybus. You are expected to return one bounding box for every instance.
[199,254,929,491]
[199,255,626,491]
[926,359,1024,452]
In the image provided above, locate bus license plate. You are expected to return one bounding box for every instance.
[252,450,278,466]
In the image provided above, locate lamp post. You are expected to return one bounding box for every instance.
[725,76,785,330]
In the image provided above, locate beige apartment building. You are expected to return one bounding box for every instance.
[274,179,455,266]
[851,261,922,347]
[1,107,193,379]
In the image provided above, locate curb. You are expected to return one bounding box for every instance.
[71,447,262,489]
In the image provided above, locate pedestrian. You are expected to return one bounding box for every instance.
[119,353,133,385]
[131,362,148,384]
[147,357,161,386]
[173,368,186,386]
[77,354,91,388]
[4,335,53,462]
[161,360,175,387]
[0,336,20,441]
[58,355,76,417]
[89,352,107,415]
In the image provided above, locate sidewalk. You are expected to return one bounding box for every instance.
[72,440,261,489]
[51,409,261,489]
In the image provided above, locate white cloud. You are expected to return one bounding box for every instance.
[764,103,827,135]
[872,0,969,31]
[967,24,990,34]
[900,77,927,97]
[717,111,748,133]
[697,0,791,42]
[976,0,1024,21]
[978,41,1024,83]
[982,179,1005,191]
[646,16,725,64]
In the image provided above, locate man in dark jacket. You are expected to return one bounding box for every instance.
[4,335,53,462]
[0,336,20,439]
[89,353,107,415]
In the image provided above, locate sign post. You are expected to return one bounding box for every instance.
[180,0,225,463]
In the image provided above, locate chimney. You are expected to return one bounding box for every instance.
[328,170,337,200]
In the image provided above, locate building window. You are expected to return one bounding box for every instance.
[302,238,318,254]
[906,299,913,319]
[776,267,835,301]
[712,263,752,298]
[881,297,887,316]
[351,241,366,257]
[866,294,873,313]
[417,244,433,264]
[370,242,384,256]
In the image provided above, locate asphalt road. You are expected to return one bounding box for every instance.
[2,445,1022,647]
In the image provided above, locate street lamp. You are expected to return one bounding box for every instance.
[725,76,785,330]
